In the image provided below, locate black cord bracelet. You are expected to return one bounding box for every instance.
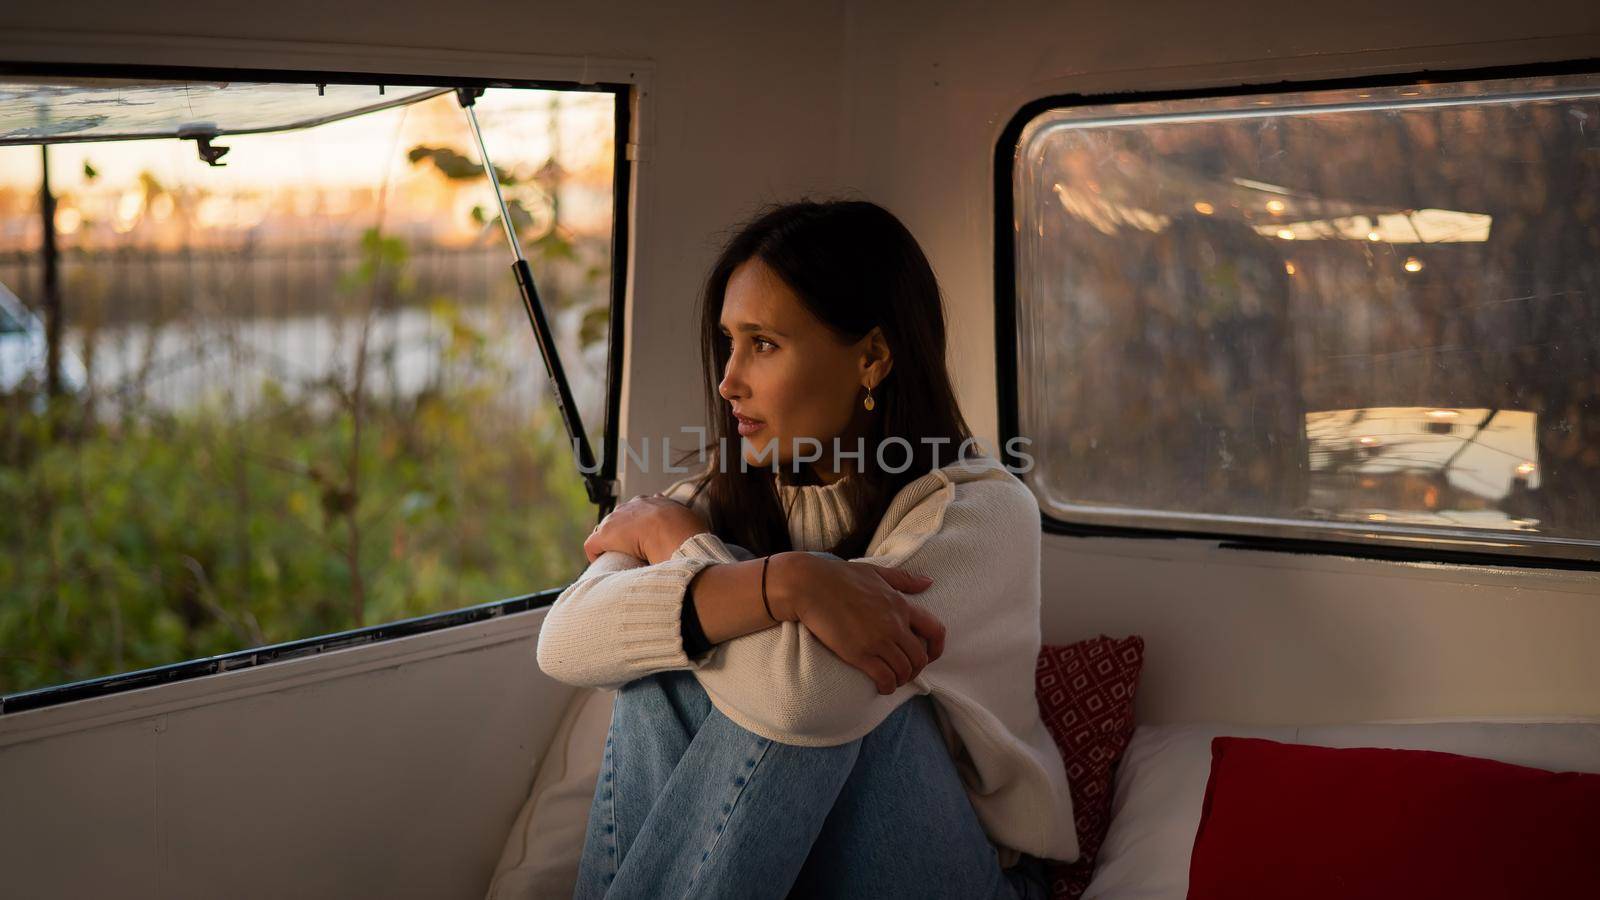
[761,555,775,623]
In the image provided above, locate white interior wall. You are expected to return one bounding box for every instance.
[0,610,565,898]
[1,3,1598,897]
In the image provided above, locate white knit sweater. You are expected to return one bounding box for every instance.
[535,452,1078,865]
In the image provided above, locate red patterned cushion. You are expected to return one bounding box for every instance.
[1033,635,1145,900]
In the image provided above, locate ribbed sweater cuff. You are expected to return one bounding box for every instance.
[614,556,718,676]
[671,531,743,564]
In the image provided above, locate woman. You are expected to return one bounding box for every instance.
[536,200,1075,899]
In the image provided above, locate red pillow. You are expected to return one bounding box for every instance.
[1189,737,1600,900]
[1034,635,1145,900]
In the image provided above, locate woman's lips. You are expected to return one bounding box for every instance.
[735,414,766,437]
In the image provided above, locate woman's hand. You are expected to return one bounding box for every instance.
[583,494,710,565]
[768,553,946,695]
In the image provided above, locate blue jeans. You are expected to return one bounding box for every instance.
[576,670,1052,899]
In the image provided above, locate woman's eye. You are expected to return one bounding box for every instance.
[719,333,775,353]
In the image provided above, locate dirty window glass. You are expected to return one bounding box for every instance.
[1011,72,1600,561]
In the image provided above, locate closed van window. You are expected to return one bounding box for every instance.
[1008,71,1600,562]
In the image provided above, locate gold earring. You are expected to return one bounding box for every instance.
[863,385,875,411]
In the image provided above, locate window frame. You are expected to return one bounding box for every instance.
[0,60,633,714]
[993,57,1600,574]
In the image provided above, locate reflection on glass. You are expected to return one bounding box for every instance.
[1306,407,1540,531]
[1013,71,1600,557]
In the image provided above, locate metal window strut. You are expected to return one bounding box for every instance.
[454,87,615,516]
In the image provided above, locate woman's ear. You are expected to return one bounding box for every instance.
[859,326,893,388]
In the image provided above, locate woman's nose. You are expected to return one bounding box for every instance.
[718,359,746,402]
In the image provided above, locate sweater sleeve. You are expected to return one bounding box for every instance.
[689,471,1044,748]
[534,549,722,690]
[674,531,756,661]
[534,477,753,689]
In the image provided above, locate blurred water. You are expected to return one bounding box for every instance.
[64,303,607,426]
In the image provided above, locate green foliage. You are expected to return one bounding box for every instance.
[0,371,593,696]
[338,227,412,294]
[408,142,560,256]
[406,145,515,186]
[0,223,606,697]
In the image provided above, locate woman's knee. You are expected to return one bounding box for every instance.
[859,694,942,751]
[844,695,970,805]
[616,670,699,703]
[613,670,712,732]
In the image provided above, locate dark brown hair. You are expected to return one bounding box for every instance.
[676,199,975,559]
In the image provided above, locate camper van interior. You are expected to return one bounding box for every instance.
[1,3,1597,898]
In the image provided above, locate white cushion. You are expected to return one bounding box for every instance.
[485,688,614,900]
[1083,720,1600,900]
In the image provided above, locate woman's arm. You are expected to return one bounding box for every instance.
[685,558,778,646]
[687,472,1043,747]
[534,548,719,690]
[536,478,732,689]
[676,534,939,685]
[537,476,814,688]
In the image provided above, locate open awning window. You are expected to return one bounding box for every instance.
[0,78,451,145]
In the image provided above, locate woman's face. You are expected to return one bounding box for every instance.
[717,259,889,481]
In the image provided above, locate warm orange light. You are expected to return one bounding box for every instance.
[1367,513,1390,522]
[1193,201,1215,215]
[1425,409,1459,419]
[1367,231,1381,241]
[1404,257,1424,273]
[1266,199,1286,214]
[1276,229,1296,241]
[1358,436,1380,446]
[1284,261,1297,275]
[1516,462,1536,475]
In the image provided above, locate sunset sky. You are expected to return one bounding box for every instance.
[0,86,615,246]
